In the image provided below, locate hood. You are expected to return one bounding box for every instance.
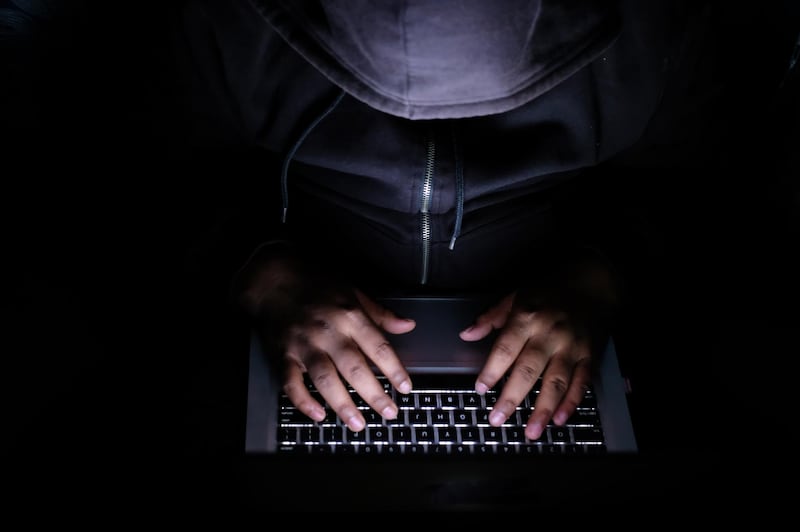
[249,0,621,119]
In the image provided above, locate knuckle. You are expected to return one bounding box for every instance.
[343,307,367,326]
[343,363,369,381]
[509,314,533,334]
[312,369,339,390]
[371,340,394,361]
[492,341,518,362]
[512,363,541,384]
[543,375,569,396]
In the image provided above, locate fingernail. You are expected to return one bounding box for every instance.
[553,411,568,425]
[463,325,475,333]
[310,405,326,421]
[347,414,365,432]
[527,421,543,440]
[398,379,412,394]
[475,381,489,395]
[381,405,398,419]
[489,409,506,426]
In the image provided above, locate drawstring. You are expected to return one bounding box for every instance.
[449,126,465,250]
[280,90,466,250]
[281,90,346,223]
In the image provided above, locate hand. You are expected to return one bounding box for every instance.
[459,254,619,440]
[234,246,416,432]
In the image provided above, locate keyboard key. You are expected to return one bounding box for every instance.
[333,443,356,455]
[482,427,503,443]
[563,444,584,455]
[542,445,563,455]
[396,394,416,409]
[408,411,429,425]
[436,427,458,443]
[430,409,451,426]
[382,444,402,455]
[279,427,298,444]
[312,444,333,454]
[460,427,480,443]
[505,427,526,443]
[360,445,379,455]
[415,427,434,443]
[573,427,604,444]
[453,410,473,425]
[323,427,344,443]
[519,444,541,455]
[368,426,390,443]
[496,445,516,456]
[550,426,571,443]
[404,444,425,455]
[452,444,472,456]
[474,444,495,455]
[391,426,412,443]
[300,427,321,444]
[346,428,366,443]
[463,395,481,408]
[565,409,600,427]
[431,444,449,455]
[362,409,384,426]
[440,394,459,408]
[418,393,437,408]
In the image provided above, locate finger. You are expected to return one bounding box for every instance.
[474,306,551,395]
[282,360,327,423]
[355,289,417,335]
[337,307,413,395]
[330,340,400,421]
[487,342,550,427]
[303,348,366,432]
[552,345,592,426]
[524,345,586,440]
[459,293,515,341]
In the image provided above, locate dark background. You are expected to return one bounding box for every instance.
[1,0,798,512]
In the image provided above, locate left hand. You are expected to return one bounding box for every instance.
[460,255,619,441]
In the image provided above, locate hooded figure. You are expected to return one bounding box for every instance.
[174,0,711,292]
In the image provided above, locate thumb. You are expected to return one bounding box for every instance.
[354,289,417,334]
[459,292,515,341]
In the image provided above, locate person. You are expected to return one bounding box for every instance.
[1,0,796,457]
[166,0,726,441]
[155,0,800,448]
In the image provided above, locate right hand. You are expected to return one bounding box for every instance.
[233,246,416,431]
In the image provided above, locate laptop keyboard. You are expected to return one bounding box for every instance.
[277,374,607,455]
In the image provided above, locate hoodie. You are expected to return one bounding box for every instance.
[174,0,709,292]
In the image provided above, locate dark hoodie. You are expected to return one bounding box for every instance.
[174,0,714,292]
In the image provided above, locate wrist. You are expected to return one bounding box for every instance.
[231,240,307,316]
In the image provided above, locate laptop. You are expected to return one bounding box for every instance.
[244,294,637,455]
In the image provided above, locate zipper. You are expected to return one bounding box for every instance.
[420,136,436,285]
